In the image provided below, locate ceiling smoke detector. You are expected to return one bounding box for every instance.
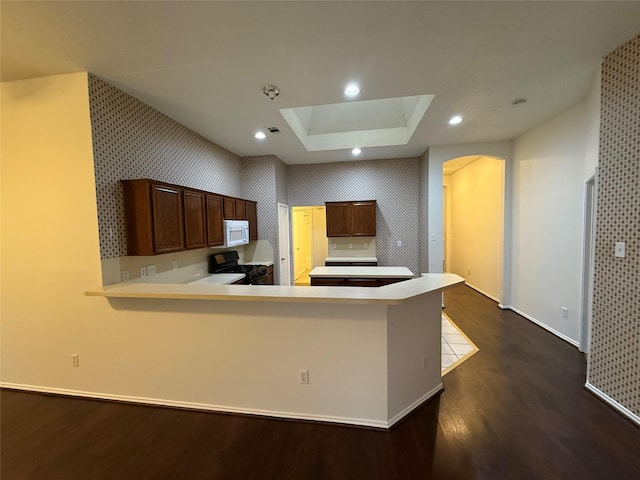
[263,84,280,100]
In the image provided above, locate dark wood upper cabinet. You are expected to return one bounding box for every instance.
[223,197,236,219]
[121,179,185,255]
[325,202,352,237]
[246,200,258,241]
[122,179,258,255]
[206,194,224,247]
[151,183,185,254]
[183,189,207,249]
[351,201,376,236]
[325,200,376,237]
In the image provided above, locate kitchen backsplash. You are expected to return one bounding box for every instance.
[328,238,377,258]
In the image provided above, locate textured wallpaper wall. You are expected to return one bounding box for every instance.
[240,155,286,283]
[88,74,242,259]
[589,35,639,418]
[287,158,421,275]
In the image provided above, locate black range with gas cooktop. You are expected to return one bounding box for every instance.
[208,250,269,285]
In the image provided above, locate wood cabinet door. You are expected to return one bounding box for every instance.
[351,201,376,236]
[223,197,236,219]
[183,190,207,249]
[246,201,258,241]
[325,202,351,237]
[206,194,224,246]
[235,199,247,220]
[151,183,184,253]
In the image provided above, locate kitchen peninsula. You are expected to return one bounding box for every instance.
[86,273,463,429]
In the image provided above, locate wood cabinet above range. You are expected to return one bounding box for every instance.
[325,200,376,237]
[121,179,258,256]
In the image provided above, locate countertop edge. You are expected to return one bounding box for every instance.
[85,274,465,305]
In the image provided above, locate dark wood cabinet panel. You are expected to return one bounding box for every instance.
[206,194,224,247]
[183,190,207,249]
[223,197,236,219]
[310,276,409,287]
[151,183,184,254]
[351,201,376,236]
[235,199,247,220]
[324,260,378,267]
[325,200,376,237]
[246,200,258,241]
[325,202,352,236]
[266,265,274,285]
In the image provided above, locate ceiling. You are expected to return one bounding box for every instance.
[2,1,639,166]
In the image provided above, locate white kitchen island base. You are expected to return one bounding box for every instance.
[86,274,463,429]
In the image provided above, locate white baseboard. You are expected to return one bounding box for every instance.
[585,382,640,427]
[387,384,444,428]
[465,282,500,303]
[0,382,396,429]
[508,306,580,348]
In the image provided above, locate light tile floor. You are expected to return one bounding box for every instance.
[441,313,478,374]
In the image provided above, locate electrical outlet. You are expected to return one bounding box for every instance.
[121,270,130,282]
[348,243,353,249]
[562,307,568,319]
[139,266,147,278]
[172,260,178,269]
[299,369,309,384]
[71,354,79,367]
[147,264,156,276]
[397,240,402,247]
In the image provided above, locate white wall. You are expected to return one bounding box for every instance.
[510,94,599,344]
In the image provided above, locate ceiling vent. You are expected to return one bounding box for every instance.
[266,126,281,134]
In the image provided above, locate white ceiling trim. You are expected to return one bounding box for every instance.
[280,94,434,152]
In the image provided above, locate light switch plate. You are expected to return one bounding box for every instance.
[615,242,626,258]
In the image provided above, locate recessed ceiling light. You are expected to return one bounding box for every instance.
[352,148,362,155]
[448,115,463,125]
[254,131,266,140]
[344,83,360,96]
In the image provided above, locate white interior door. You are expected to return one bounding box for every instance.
[278,203,291,286]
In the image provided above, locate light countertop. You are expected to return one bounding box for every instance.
[188,273,245,285]
[325,256,378,263]
[309,266,414,278]
[86,273,464,305]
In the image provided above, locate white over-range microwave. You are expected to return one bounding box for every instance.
[223,220,250,247]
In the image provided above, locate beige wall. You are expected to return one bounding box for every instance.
[443,156,504,301]
[1,72,104,387]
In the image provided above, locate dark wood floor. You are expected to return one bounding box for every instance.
[2,286,639,479]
